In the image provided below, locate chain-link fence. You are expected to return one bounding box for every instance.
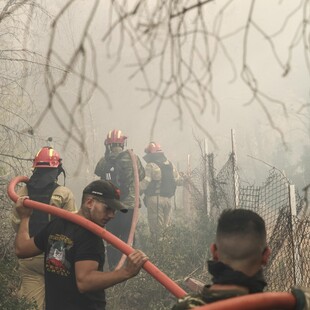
[186,148,310,292]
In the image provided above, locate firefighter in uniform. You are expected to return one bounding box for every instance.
[140,142,183,241]
[11,146,77,310]
[94,129,145,270]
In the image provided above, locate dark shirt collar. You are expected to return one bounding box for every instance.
[207,260,267,294]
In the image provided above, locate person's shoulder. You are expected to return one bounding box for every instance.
[163,158,176,167]
[117,149,131,157]
[38,216,62,234]
[52,185,74,198]
[145,162,160,171]
[172,287,248,310]
[145,162,161,180]
[94,156,107,167]
[116,150,134,164]
[74,223,102,240]
[163,159,172,165]
[96,156,106,164]
[149,162,160,168]
[51,185,77,211]
[49,217,75,230]
[54,184,72,191]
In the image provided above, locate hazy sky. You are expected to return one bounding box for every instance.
[26,1,309,200]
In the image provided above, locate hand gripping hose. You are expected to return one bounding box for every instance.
[8,176,187,299]
[192,292,296,310]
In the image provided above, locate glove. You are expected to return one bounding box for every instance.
[292,287,310,310]
[171,294,206,310]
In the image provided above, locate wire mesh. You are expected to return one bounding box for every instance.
[185,153,310,292]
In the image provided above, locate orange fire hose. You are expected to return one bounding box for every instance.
[7,176,187,299]
[193,292,296,310]
[114,149,140,270]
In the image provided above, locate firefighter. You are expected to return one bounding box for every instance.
[140,142,183,241]
[11,146,77,310]
[94,129,145,270]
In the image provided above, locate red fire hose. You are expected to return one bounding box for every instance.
[8,177,298,309]
[8,176,187,299]
[193,292,296,309]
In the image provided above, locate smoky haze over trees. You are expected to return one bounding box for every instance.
[0,2,309,228]
[51,1,310,189]
[43,1,310,139]
[0,1,38,170]
[0,0,309,205]
[1,1,310,308]
[0,0,308,222]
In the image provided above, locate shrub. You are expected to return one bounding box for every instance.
[0,255,38,310]
[106,209,216,309]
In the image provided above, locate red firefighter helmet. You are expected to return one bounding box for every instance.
[105,129,127,146]
[33,146,61,168]
[144,142,163,154]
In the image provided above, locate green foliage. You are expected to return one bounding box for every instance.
[106,210,216,309]
[0,147,37,309]
[0,255,38,310]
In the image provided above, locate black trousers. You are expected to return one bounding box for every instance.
[105,209,134,270]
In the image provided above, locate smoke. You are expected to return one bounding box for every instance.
[16,0,310,200]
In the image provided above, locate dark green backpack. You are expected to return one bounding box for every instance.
[145,161,176,198]
[102,152,130,200]
[159,161,177,198]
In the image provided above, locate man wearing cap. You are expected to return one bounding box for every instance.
[14,180,148,310]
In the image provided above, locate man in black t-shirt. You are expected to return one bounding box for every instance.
[14,180,148,310]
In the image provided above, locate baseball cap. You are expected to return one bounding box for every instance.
[83,180,128,213]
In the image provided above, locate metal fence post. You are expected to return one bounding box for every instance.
[231,129,239,208]
[203,139,210,216]
[289,184,301,285]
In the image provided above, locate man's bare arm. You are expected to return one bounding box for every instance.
[75,250,148,293]
[14,197,42,258]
